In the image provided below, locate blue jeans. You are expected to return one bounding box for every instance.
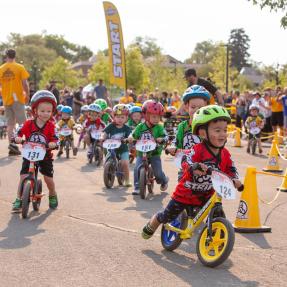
[134,155,168,189]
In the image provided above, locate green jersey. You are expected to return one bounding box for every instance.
[132,122,166,157]
[175,120,200,150]
[127,118,141,130]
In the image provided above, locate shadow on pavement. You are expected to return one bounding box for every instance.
[142,249,259,287]
[80,164,102,173]
[124,191,168,219]
[94,186,130,203]
[0,155,18,167]
[240,233,272,249]
[0,209,53,249]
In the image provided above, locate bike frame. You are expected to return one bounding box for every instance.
[105,148,123,178]
[164,192,223,240]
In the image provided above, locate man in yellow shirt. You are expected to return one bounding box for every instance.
[119,89,134,104]
[0,49,30,155]
[268,87,284,134]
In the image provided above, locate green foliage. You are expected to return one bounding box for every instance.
[88,52,110,86]
[248,0,287,28]
[126,46,150,92]
[228,28,250,71]
[132,36,161,58]
[39,57,86,89]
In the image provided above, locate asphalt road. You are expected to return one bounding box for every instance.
[0,137,287,287]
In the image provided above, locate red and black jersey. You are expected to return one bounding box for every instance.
[17,119,58,160]
[84,118,105,131]
[172,142,238,205]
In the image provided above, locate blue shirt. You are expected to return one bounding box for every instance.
[282,95,287,116]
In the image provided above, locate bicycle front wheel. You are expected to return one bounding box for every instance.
[22,180,32,219]
[196,217,235,267]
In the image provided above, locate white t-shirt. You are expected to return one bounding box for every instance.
[252,98,266,117]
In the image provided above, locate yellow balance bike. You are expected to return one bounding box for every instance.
[161,166,243,267]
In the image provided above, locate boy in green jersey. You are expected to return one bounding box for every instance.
[129,100,168,195]
[127,106,142,130]
[94,99,112,125]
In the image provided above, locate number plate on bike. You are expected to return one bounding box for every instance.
[60,128,72,136]
[211,170,236,200]
[136,140,156,152]
[103,139,121,149]
[250,127,260,135]
[91,129,102,140]
[22,143,46,161]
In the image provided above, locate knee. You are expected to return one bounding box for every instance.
[156,211,169,224]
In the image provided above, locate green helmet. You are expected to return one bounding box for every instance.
[94,99,108,110]
[192,105,231,135]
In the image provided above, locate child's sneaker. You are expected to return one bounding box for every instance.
[57,150,63,157]
[49,195,58,209]
[132,188,140,195]
[160,177,169,191]
[142,223,155,239]
[124,180,132,187]
[73,147,78,156]
[259,148,263,154]
[247,147,250,154]
[12,198,22,211]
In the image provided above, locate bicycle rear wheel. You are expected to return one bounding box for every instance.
[32,179,42,211]
[65,140,70,158]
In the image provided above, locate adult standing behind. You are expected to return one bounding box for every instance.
[119,89,134,104]
[268,87,284,134]
[48,80,60,104]
[73,86,83,120]
[0,49,30,155]
[93,79,112,107]
[184,68,224,105]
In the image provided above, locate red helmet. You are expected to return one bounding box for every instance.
[142,100,164,117]
[30,90,57,115]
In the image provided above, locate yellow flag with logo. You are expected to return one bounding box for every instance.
[103,2,126,91]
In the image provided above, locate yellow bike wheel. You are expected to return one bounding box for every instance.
[196,217,235,267]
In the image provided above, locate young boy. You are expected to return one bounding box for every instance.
[57,106,77,157]
[142,105,242,239]
[77,104,90,149]
[245,104,264,154]
[13,90,59,210]
[94,99,112,125]
[84,103,105,158]
[127,106,142,130]
[129,100,169,195]
[55,104,63,122]
[102,104,132,187]
[167,85,210,154]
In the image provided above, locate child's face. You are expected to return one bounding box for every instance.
[114,114,127,126]
[250,109,258,116]
[188,98,207,120]
[148,114,160,125]
[199,120,228,148]
[36,102,53,122]
[83,111,89,117]
[89,111,100,120]
[62,112,70,120]
[131,112,142,123]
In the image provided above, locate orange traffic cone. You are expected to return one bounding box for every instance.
[277,168,287,192]
[233,128,242,147]
[262,139,283,173]
[233,167,271,233]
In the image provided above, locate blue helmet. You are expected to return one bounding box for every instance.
[130,106,142,114]
[56,104,64,111]
[61,106,72,114]
[88,103,102,113]
[81,105,89,112]
[182,85,210,104]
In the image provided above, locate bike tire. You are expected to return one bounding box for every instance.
[103,160,115,188]
[32,179,42,211]
[117,161,124,186]
[22,180,32,219]
[161,210,188,251]
[95,146,103,166]
[147,166,154,194]
[196,217,235,268]
[251,138,256,155]
[139,167,147,199]
[65,141,70,159]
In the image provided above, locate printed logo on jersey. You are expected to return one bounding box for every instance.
[28,132,47,145]
[183,132,200,150]
[140,131,153,141]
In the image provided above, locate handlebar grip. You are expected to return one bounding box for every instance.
[165,149,170,155]
[206,167,212,175]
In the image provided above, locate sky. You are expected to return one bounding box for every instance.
[1,0,286,66]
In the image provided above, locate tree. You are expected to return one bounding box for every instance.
[228,28,250,71]
[126,46,150,92]
[248,0,287,28]
[185,40,219,64]
[39,57,86,89]
[88,52,110,86]
[132,36,161,58]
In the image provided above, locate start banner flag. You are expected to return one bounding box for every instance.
[103,1,126,91]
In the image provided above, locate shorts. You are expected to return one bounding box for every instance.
[5,102,26,126]
[20,158,54,178]
[271,111,283,127]
[248,132,261,139]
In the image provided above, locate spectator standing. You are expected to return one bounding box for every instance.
[171,89,181,109]
[137,91,148,104]
[261,91,272,136]
[73,86,83,120]
[0,49,30,155]
[279,87,287,135]
[48,80,60,104]
[268,87,284,134]
[94,79,112,106]
[119,89,134,104]
[235,91,246,129]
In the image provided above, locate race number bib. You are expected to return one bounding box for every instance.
[91,129,102,140]
[136,140,156,153]
[211,170,236,200]
[22,142,46,161]
[103,139,121,149]
[250,127,260,135]
[60,127,72,136]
